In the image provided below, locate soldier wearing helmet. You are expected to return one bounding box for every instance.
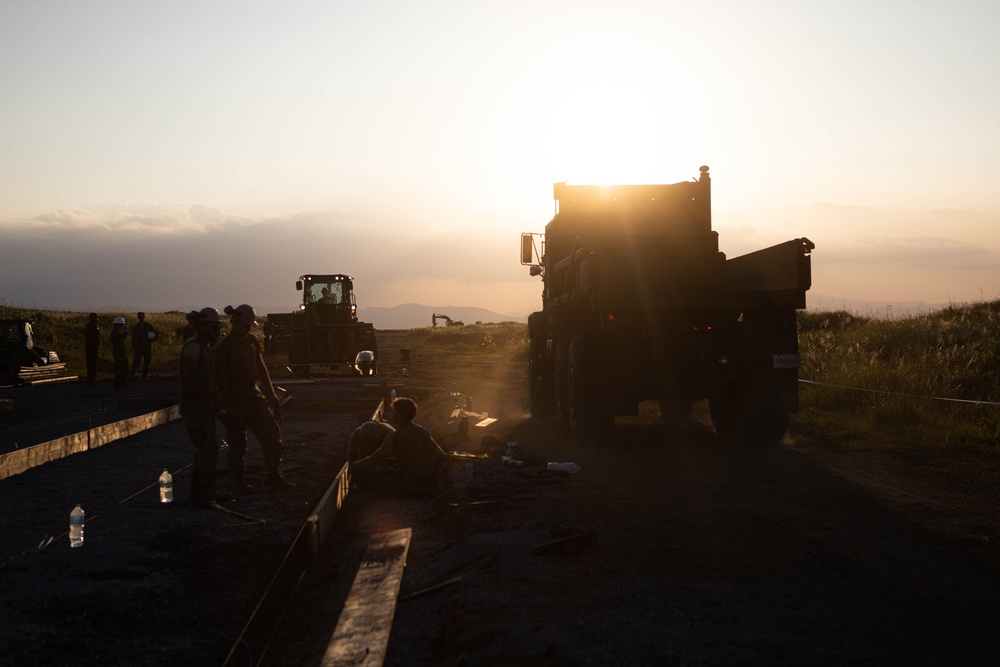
[110,316,129,390]
[215,304,294,493]
[179,307,233,505]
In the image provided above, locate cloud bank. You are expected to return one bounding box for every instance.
[0,201,539,316]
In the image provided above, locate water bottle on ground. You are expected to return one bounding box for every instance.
[69,504,85,547]
[159,469,173,503]
[547,462,581,474]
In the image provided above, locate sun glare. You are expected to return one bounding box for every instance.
[483,27,710,197]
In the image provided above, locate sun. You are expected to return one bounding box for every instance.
[483,26,710,191]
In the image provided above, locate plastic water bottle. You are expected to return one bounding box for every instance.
[69,504,85,547]
[389,389,397,402]
[547,462,581,474]
[159,469,173,503]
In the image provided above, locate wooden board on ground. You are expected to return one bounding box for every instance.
[0,405,181,481]
[320,528,413,667]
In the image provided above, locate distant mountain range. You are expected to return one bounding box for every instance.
[807,294,951,318]
[358,303,528,330]
[358,296,967,329]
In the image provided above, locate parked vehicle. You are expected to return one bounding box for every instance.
[521,166,813,441]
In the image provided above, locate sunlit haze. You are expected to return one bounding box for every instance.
[2,1,999,316]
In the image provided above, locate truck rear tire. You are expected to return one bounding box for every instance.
[568,337,612,436]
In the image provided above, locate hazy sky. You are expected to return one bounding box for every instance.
[2,0,999,316]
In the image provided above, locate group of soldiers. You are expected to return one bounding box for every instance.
[180,304,448,505]
[83,311,159,389]
[179,304,293,505]
[82,306,449,506]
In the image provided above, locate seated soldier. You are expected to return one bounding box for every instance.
[351,397,448,497]
[347,420,395,464]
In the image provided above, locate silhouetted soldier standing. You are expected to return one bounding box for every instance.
[110,316,129,390]
[179,307,233,505]
[83,312,100,383]
[130,311,158,380]
[215,304,294,493]
[181,311,199,342]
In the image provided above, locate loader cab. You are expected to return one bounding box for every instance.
[297,274,358,323]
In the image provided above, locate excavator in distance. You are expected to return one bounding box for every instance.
[432,313,464,327]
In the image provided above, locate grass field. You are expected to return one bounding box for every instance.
[796,301,1000,451]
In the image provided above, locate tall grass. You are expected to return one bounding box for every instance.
[797,301,1000,451]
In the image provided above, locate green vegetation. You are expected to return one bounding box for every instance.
[796,301,1000,451]
[0,302,191,378]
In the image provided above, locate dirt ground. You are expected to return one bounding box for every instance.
[3,329,1000,666]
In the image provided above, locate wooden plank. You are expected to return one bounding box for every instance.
[307,462,351,555]
[20,375,78,386]
[321,528,412,667]
[0,431,89,480]
[0,405,181,480]
[115,397,179,409]
[89,405,180,449]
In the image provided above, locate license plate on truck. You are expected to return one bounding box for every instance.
[773,354,800,368]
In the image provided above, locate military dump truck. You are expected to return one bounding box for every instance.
[0,318,70,385]
[265,274,378,377]
[521,166,813,441]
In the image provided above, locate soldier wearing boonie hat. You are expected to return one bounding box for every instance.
[215,304,294,494]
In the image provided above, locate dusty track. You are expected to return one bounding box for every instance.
[270,331,1000,666]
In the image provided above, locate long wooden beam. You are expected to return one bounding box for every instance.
[320,528,413,667]
[0,405,181,481]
